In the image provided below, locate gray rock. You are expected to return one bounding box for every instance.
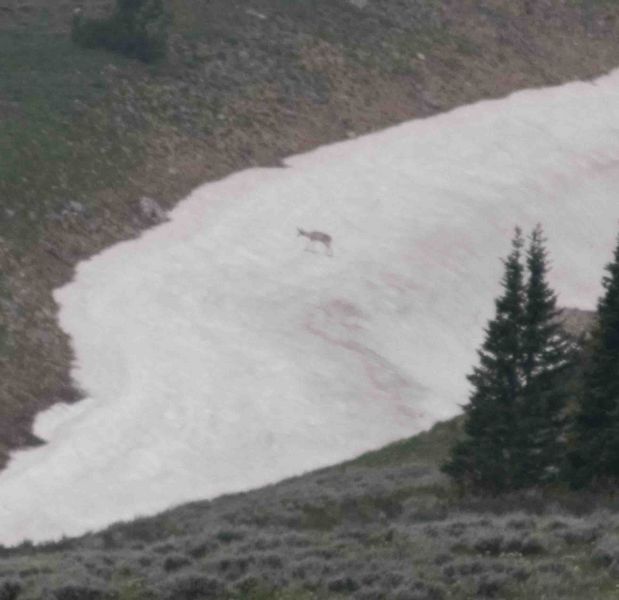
[67,201,85,214]
[139,196,167,222]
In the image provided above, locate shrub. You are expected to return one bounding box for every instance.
[217,555,254,580]
[393,581,446,600]
[153,543,176,555]
[186,540,217,559]
[164,575,223,600]
[53,586,107,600]
[233,576,267,595]
[505,517,535,531]
[476,575,508,598]
[518,536,546,556]
[502,534,546,556]
[257,553,284,570]
[408,503,448,523]
[163,554,192,572]
[558,526,599,545]
[474,536,504,556]
[327,576,359,593]
[443,560,485,579]
[72,0,172,63]
[592,536,619,568]
[289,557,323,582]
[0,581,21,600]
[216,529,245,544]
[252,534,282,551]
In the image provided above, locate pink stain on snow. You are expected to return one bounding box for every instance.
[304,299,423,420]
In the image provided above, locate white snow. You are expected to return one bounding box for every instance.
[2,71,619,545]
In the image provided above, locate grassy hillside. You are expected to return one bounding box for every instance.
[1,415,618,599]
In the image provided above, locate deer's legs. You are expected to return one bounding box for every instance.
[302,239,332,256]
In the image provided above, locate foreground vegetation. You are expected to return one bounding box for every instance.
[444,226,576,494]
[0,417,617,599]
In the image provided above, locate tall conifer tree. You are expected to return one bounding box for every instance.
[568,235,619,488]
[442,229,526,493]
[514,225,573,487]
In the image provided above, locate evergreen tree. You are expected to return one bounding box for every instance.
[442,228,526,493]
[513,225,573,487]
[568,234,619,488]
[443,225,573,493]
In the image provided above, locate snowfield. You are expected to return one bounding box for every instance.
[2,72,619,544]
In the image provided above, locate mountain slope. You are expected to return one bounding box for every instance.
[3,0,619,470]
[1,416,618,599]
[2,64,619,543]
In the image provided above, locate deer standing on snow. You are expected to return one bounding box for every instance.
[297,228,333,257]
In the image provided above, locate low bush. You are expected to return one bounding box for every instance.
[504,535,546,556]
[474,536,504,556]
[216,529,245,544]
[164,574,223,600]
[476,574,509,598]
[216,555,254,581]
[72,0,172,63]
[393,581,446,600]
[0,581,21,600]
[592,536,619,568]
[186,540,218,559]
[557,526,599,545]
[327,576,360,593]
[162,554,192,572]
[53,585,108,600]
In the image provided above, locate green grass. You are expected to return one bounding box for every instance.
[350,416,464,469]
[0,31,112,109]
[0,30,145,247]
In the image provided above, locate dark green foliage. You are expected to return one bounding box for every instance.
[53,586,107,600]
[164,575,223,600]
[442,229,526,493]
[568,235,619,488]
[72,0,172,63]
[443,226,572,493]
[514,225,574,487]
[163,554,193,572]
[0,581,21,600]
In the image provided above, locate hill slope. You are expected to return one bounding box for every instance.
[3,59,619,544]
[1,416,618,599]
[3,0,619,469]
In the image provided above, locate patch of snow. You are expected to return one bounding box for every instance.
[1,71,619,544]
